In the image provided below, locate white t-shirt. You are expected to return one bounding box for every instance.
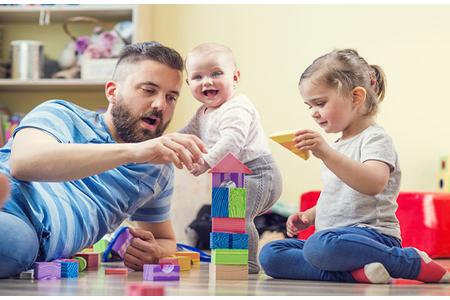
[179,93,271,167]
[315,124,402,240]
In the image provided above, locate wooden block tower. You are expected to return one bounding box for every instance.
[438,156,450,192]
[209,153,252,280]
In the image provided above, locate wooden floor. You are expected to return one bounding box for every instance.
[1,260,450,296]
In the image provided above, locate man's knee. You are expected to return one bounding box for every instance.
[0,213,39,278]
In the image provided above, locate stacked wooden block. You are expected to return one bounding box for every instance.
[209,153,252,280]
[438,156,450,192]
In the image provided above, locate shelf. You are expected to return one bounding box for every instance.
[0,5,135,23]
[0,79,106,92]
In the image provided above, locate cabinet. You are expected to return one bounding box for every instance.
[0,4,145,113]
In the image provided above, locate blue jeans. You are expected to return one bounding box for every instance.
[259,226,422,282]
[0,211,40,278]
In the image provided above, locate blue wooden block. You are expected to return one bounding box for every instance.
[231,233,249,249]
[210,232,249,249]
[211,187,229,217]
[60,261,78,278]
[210,232,230,249]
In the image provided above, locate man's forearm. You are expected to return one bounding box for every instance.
[10,142,134,182]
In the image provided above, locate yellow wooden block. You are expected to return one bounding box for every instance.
[209,264,248,280]
[270,132,310,160]
[175,251,200,266]
[177,256,191,271]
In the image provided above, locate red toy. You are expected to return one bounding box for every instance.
[298,191,450,258]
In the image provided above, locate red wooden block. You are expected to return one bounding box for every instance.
[127,283,165,296]
[212,217,246,233]
[74,252,100,269]
[298,191,450,258]
[105,268,128,275]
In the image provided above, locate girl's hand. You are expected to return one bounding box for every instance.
[286,212,311,237]
[293,129,331,160]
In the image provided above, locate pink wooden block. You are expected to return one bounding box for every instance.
[210,153,253,174]
[212,217,246,233]
[127,283,165,296]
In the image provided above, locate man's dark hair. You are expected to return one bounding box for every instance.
[112,42,183,80]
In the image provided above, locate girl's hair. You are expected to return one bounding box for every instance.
[299,49,386,116]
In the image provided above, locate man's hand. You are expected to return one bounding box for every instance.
[131,133,207,171]
[123,227,162,271]
[293,129,331,160]
[286,212,312,237]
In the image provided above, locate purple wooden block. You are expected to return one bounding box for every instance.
[34,262,61,280]
[143,264,180,281]
[213,172,244,188]
[112,228,133,259]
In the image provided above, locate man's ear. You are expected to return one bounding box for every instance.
[105,81,118,104]
[352,87,366,108]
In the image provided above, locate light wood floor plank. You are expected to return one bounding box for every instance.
[0,260,449,295]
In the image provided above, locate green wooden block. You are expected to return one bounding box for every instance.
[93,239,109,255]
[229,188,246,218]
[211,249,248,265]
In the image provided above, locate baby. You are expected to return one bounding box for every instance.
[180,43,283,274]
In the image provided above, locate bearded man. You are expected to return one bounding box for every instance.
[0,42,206,278]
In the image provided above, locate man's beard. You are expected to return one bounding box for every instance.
[111,100,171,143]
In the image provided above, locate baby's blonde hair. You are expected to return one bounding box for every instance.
[299,49,386,116]
[185,42,237,69]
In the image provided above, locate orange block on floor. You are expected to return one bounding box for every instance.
[105,268,128,275]
[298,191,450,258]
[175,251,200,265]
[176,255,192,271]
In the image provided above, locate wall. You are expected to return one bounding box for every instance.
[149,4,450,206]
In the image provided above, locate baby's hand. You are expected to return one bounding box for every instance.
[190,161,210,176]
[293,129,330,160]
[286,212,311,237]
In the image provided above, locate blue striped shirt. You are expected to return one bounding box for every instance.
[0,100,174,261]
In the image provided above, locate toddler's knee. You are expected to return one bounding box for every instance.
[259,241,283,277]
[303,230,338,270]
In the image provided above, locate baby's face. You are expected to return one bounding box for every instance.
[186,52,239,108]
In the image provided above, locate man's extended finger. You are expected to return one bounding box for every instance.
[164,139,194,170]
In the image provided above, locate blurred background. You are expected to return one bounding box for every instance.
[1,4,450,243]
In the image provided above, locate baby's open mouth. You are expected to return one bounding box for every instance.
[202,89,218,97]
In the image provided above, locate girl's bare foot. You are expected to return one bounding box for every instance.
[0,174,10,208]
